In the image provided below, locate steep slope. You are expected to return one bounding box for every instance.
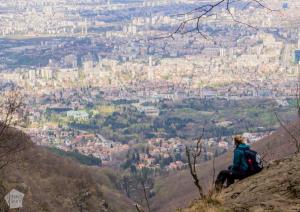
[0,128,135,212]
[222,154,300,211]
[151,119,300,212]
[184,153,300,212]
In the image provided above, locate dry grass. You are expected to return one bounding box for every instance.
[178,191,229,212]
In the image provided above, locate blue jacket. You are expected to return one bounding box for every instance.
[232,143,249,172]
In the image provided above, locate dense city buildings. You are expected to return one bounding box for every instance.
[0,0,300,169]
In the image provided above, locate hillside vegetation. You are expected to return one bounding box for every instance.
[46,147,102,166]
[0,119,299,212]
[0,128,134,212]
[151,119,300,212]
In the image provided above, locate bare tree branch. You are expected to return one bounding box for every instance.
[141,181,151,212]
[0,91,26,171]
[211,153,216,190]
[274,112,300,153]
[72,181,91,212]
[135,203,145,212]
[296,73,300,116]
[154,0,278,40]
[185,128,205,199]
[133,168,153,212]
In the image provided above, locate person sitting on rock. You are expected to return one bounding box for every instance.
[215,135,251,191]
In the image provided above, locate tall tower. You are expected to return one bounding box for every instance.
[81,19,88,35]
[85,18,88,35]
[148,56,154,81]
[147,68,154,81]
[149,56,153,67]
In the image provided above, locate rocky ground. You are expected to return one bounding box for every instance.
[223,153,300,212]
[184,153,300,212]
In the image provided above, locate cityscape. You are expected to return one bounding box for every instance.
[1,0,300,169]
[0,1,300,211]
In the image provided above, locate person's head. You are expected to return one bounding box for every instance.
[234,135,244,147]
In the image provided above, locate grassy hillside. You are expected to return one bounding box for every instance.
[184,153,300,212]
[151,119,300,212]
[0,128,135,212]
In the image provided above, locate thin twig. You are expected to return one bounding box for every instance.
[185,128,205,199]
[154,0,277,40]
[211,153,216,190]
[274,112,300,153]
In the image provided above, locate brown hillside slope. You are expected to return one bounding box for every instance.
[151,120,300,212]
[0,128,135,212]
[185,153,300,212]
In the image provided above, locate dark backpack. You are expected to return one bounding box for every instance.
[243,149,263,174]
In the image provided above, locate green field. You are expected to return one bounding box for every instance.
[42,98,297,143]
